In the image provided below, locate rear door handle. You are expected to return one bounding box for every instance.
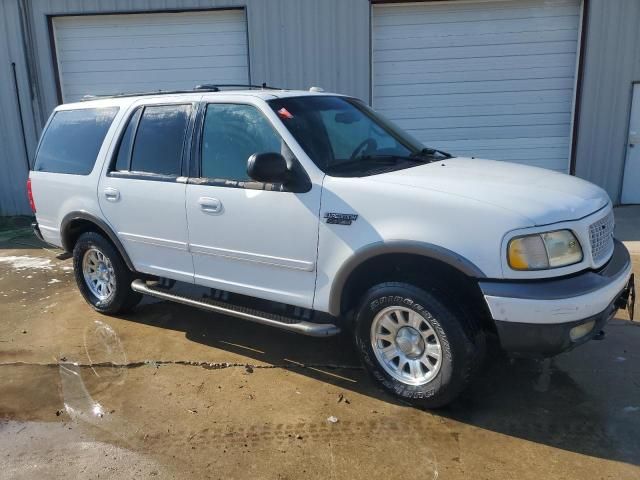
[104,187,120,202]
[198,197,223,214]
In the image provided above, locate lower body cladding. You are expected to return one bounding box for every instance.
[480,240,635,357]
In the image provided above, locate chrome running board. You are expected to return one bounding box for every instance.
[131,279,340,337]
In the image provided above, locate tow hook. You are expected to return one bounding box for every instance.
[593,330,606,341]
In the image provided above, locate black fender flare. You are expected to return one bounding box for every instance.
[60,211,135,271]
[327,240,486,316]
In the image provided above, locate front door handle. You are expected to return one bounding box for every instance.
[104,187,120,202]
[198,197,223,214]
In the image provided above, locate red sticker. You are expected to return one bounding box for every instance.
[277,107,293,119]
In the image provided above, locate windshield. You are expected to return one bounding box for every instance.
[268,96,448,176]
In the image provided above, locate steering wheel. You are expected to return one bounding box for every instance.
[349,138,377,162]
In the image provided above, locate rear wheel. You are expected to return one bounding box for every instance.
[353,282,483,408]
[73,232,141,314]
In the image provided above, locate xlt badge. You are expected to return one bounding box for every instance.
[324,212,358,225]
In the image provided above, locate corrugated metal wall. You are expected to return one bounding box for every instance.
[0,0,42,215]
[2,0,639,215]
[28,0,371,126]
[574,0,640,203]
[2,0,370,216]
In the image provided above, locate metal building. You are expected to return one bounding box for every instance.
[1,0,639,215]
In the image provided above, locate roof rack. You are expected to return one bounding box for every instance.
[194,83,282,91]
[80,83,284,101]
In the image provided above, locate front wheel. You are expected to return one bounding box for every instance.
[353,282,482,408]
[73,231,141,314]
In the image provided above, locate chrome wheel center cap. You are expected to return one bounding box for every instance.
[395,326,425,358]
[97,263,109,281]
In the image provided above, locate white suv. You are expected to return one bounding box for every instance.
[29,87,635,407]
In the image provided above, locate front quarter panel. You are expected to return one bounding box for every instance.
[313,174,533,314]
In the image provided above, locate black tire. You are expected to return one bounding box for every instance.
[73,231,141,314]
[353,282,483,408]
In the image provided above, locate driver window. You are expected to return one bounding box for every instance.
[201,104,285,181]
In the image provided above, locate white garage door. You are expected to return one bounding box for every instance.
[52,9,249,103]
[372,0,581,172]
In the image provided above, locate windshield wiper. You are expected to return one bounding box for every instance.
[356,154,428,164]
[411,147,453,159]
[327,154,425,173]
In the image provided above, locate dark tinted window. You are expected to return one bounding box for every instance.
[34,107,119,175]
[114,108,142,172]
[201,104,284,181]
[130,105,190,176]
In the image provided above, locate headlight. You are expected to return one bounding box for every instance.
[508,230,582,270]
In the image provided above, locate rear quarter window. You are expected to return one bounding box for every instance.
[34,106,119,175]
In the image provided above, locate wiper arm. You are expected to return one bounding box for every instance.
[358,154,426,163]
[411,147,453,159]
[327,154,424,172]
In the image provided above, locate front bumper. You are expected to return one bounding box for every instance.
[479,240,634,356]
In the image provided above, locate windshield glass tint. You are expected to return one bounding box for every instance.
[268,96,423,176]
[34,107,119,175]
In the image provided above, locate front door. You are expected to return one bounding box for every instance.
[185,101,321,308]
[622,84,640,204]
[98,102,195,283]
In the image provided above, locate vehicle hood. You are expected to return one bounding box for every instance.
[368,157,610,226]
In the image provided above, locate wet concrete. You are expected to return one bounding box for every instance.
[1,224,639,479]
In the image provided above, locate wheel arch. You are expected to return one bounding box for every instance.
[60,211,135,271]
[328,241,487,318]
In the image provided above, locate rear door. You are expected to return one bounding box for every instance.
[98,100,195,282]
[185,99,322,308]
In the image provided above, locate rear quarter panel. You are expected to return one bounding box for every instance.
[30,101,129,248]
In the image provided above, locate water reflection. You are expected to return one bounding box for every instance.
[83,319,128,382]
[59,320,126,422]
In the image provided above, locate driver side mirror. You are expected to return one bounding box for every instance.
[247,152,289,184]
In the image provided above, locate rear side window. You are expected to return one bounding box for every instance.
[129,105,191,176]
[34,107,118,175]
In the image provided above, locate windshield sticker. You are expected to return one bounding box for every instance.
[277,107,294,120]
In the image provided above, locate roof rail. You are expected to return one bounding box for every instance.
[194,83,283,91]
[80,83,284,101]
[80,88,216,101]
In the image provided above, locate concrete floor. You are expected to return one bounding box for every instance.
[0,212,639,479]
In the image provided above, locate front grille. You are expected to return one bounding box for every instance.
[589,210,615,263]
